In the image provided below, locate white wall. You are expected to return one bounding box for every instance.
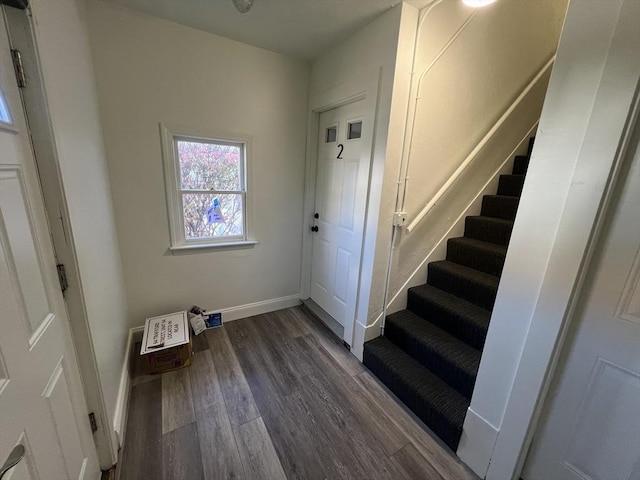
[458,0,640,477]
[367,0,567,331]
[86,1,310,326]
[308,3,418,356]
[28,0,130,465]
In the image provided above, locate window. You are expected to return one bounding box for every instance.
[347,121,362,140]
[326,125,337,143]
[161,125,253,250]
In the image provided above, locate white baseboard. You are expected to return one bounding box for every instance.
[212,294,301,322]
[113,325,144,448]
[352,321,367,361]
[457,407,500,478]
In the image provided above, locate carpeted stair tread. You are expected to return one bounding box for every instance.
[481,195,520,220]
[446,237,507,276]
[497,174,525,197]
[428,260,499,310]
[407,284,490,350]
[464,215,514,246]
[385,310,480,398]
[363,337,469,450]
[512,155,529,175]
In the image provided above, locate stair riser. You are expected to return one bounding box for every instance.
[513,155,529,175]
[407,291,488,350]
[481,196,519,220]
[464,217,513,246]
[428,263,497,310]
[527,137,535,157]
[363,347,463,450]
[497,174,525,197]
[385,322,477,398]
[446,239,505,277]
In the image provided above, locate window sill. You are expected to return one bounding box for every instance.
[169,240,257,254]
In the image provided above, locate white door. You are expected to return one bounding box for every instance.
[522,122,640,480]
[0,14,100,480]
[310,100,367,330]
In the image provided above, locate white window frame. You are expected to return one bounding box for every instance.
[160,124,255,251]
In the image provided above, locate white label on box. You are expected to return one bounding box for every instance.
[141,311,189,355]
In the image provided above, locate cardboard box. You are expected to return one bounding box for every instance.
[140,311,192,374]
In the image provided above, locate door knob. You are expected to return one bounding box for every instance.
[311,226,319,232]
[314,213,319,219]
[0,445,25,479]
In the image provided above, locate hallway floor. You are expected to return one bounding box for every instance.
[118,306,478,479]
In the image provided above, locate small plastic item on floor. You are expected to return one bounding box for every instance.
[189,305,223,334]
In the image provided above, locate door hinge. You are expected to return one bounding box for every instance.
[56,264,68,296]
[11,49,27,88]
[88,412,98,433]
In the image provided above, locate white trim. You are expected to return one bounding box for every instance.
[169,240,257,253]
[213,294,301,323]
[113,326,144,447]
[159,124,254,249]
[456,408,499,479]
[300,71,381,351]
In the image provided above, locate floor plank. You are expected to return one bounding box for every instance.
[196,405,246,480]
[277,306,311,338]
[233,417,287,480]
[119,379,162,480]
[188,350,222,413]
[390,443,447,480]
[298,334,410,457]
[290,306,364,376]
[161,367,195,434]
[162,422,204,480]
[191,331,210,353]
[205,326,260,427]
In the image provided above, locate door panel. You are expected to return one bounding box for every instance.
[0,12,99,479]
[0,169,52,341]
[523,123,640,480]
[310,101,365,328]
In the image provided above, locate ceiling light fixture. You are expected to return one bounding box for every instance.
[232,0,254,14]
[462,0,496,7]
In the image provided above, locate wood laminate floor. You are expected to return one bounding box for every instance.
[118,306,479,480]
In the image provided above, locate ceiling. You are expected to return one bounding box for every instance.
[103,0,432,62]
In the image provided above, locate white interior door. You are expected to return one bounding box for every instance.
[0,14,100,480]
[522,122,640,480]
[310,100,366,330]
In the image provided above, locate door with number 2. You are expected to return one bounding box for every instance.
[310,100,368,335]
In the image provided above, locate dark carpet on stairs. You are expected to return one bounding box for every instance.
[363,139,533,451]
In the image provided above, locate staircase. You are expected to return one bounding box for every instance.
[363,139,533,451]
